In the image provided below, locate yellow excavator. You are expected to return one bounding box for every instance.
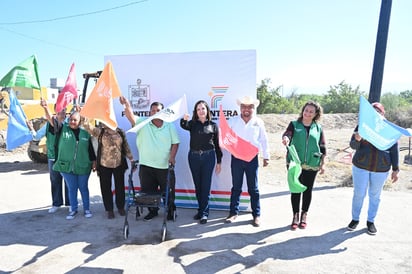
[0,71,102,162]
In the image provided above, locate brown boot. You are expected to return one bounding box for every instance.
[107,211,115,219]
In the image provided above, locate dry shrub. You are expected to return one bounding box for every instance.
[386,108,412,128]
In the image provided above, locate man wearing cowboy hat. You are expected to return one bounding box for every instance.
[225,95,270,227]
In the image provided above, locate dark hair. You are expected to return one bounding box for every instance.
[297,100,323,123]
[150,102,164,109]
[192,100,212,122]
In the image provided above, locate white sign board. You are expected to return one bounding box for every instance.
[105,50,256,210]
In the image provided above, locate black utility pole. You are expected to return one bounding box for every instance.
[368,0,392,103]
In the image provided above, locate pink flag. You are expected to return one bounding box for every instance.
[55,63,77,112]
[218,105,259,162]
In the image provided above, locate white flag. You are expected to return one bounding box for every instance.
[127,94,188,133]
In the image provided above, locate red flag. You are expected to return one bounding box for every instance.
[80,61,121,130]
[55,63,77,112]
[218,105,259,162]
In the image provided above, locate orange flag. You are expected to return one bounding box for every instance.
[80,61,121,130]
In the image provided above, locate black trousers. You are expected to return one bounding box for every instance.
[98,165,126,211]
[139,165,174,213]
[291,169,318,213]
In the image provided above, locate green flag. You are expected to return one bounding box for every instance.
[287,145,307,193]
[0,55,41,89]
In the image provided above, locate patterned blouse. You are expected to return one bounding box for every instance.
[85,123,133,169]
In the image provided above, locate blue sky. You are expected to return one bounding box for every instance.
[0,0,411,95]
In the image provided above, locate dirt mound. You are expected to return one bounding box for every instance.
[260,113,358,133]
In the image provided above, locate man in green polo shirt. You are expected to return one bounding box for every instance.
[120,96,179,221]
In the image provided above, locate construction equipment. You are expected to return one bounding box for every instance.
[0,71,102,163]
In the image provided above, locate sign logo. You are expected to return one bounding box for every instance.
[128,78,150,110]
[209,86,228,109]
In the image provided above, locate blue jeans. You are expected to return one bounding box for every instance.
[188,149,216,217]
[351,165,389,223]
[61,172,91,212]
[230,155,260,217]
[48,159,70,207]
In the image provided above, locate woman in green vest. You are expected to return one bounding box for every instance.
[52,110,96,220]
[282,101,326,230]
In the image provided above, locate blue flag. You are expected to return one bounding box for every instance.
[6,90,33,150]
[358,96,411,150]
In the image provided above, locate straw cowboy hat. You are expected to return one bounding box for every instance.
[236,95,260,107]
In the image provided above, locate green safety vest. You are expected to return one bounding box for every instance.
[45,123,57,159]
[289,121,322,169]
[53,125,92,175]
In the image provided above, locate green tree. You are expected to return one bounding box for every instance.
[399,90,412,104]
[322,81,365,113]
[257,79,293,113]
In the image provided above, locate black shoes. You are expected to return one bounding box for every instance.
[200,216,208,224]
[347,220,359,231]
[367,221,377,235]
[143,211,158,221]
[347,220,376,235]
[193,213,201,220]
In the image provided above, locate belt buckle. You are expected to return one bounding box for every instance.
[199,150,204,155]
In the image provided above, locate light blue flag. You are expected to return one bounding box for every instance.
[6,90,33,150]
[383,119,412,137]
[358,96,409,150]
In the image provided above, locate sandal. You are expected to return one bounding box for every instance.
[291,213,299,230]
[299,211,307,229]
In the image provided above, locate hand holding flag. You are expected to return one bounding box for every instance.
[126,94,188,133]
[358,96,411,150]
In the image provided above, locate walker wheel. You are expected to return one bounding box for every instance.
[173,209,177,222]
[161,223,167,242]
[123,223,129,240]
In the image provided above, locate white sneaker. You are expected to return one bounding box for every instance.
[84,210,93,218]
[66,210,78,220]
[48,206,59,213]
